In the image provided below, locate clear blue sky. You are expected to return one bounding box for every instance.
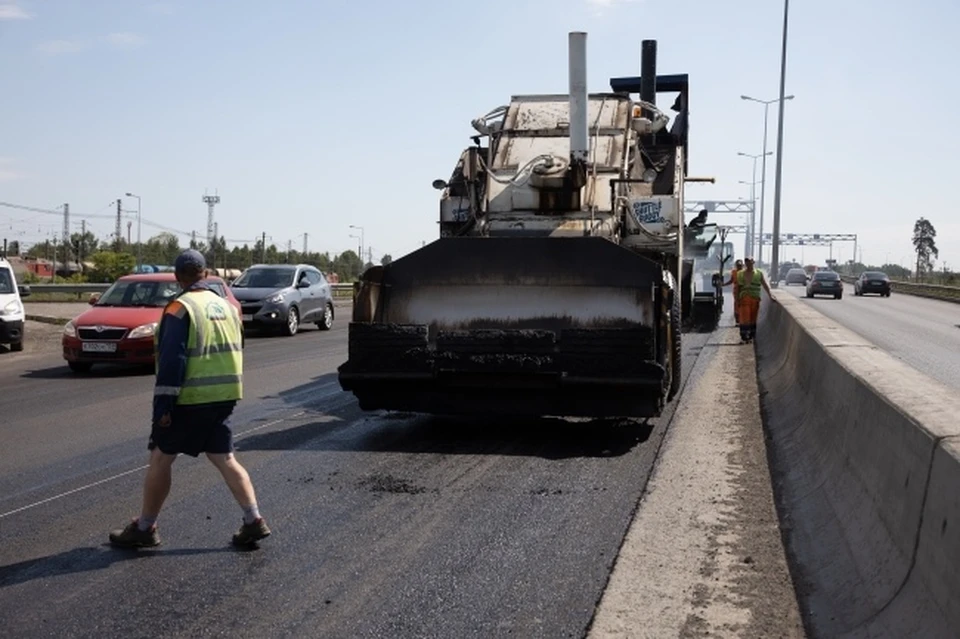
[1,0,957,270]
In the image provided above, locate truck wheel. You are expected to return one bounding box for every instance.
[10,340,23,352]
[668,290,682,402]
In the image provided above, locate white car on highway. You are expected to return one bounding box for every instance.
[0,257,30,352]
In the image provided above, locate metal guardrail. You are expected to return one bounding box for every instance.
[24,282,356,299]
[838,275,960,304]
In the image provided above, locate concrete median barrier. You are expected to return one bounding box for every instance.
[756,292,960,637]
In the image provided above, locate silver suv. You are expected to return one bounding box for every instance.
[230,264,334,336]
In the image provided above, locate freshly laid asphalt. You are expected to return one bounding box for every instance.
[0,313,718,638]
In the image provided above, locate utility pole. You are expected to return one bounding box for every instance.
[127,221,132,245]
[287,239,293,263]
[191,230,197,249]
[303,232,308,255]
[261,231,267,263]
[51,234,57,284]
[115,199,123,251]
[80,219,86,266]
[350,225,365,265]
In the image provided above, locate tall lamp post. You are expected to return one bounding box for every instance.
[769,0,792,286]
[125,192,142,272]
[740,92,794,267]
[349,224,365,265]
[737,151,771,257]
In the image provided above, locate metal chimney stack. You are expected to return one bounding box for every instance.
[568,32,589,163]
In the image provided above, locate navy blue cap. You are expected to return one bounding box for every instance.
[175,249,206,273]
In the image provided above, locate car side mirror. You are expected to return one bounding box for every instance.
[89,293,100,305]
[297,279,310,288]
[18,284,30,298]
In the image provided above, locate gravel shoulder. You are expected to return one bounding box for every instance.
[588,324,805,638]
[0,320,65,358]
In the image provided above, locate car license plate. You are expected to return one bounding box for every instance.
[242,314,253,322]
[82,341,117,353]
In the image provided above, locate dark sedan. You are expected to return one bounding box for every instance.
[806,270,843,299]
[854,271,891,297]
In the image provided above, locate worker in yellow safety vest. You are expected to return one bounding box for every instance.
[109,249,271,549]
[736,257,776,343]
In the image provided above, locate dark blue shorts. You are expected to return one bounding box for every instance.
[148,401,237,457]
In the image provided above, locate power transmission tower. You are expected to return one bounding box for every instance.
[202,190,220,246]
[115,199,122,250]
[80,219,86,265]
[61,203,70,261]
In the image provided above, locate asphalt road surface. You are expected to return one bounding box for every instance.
[0,315,734,638]
[779,282,960,389]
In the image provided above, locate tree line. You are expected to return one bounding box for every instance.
[6,233,392,284]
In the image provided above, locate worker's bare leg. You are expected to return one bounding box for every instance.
[207,452,258,509]
[142,448,177,518]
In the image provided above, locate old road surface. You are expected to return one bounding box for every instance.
[780,282,960,389]
[0,302,803,638]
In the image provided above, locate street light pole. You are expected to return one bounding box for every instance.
[737,151,771,258]
[741,93,794,267]
[125,192,142,271]
[770,0,791,285]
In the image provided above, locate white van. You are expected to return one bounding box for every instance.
[0,257,30,351]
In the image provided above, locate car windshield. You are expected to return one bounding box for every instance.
[232,267,296,289]
[96,279,181,307]
[864,271,888,279]
[813,272,839,281]
[788,269,805,275]
[0,267,14,295]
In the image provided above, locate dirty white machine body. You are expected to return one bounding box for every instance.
[339,32,696,418]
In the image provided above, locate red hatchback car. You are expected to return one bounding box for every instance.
[62,273,242,372]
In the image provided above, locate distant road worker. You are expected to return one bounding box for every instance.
[109,249,270,548]
[736,257,775,343]
[725,259,744,324]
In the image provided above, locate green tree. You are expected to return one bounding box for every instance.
[87,251,136,282]
[381,254,393,266]
[7,240,20,256]
[912,218,938,281]
[70,231,100,265]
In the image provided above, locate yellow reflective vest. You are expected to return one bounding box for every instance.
[736,269,765,300]
[157,289,244,405]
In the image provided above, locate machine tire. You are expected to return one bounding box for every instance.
[68,361,93,373]
[668,289,682,402]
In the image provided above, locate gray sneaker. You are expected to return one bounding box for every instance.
[232,518,271,546]
[109,519,161,548]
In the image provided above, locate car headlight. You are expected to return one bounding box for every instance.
[1,299,21,316]
[128,322,158,339]
[266,292,285,304]
[63,320,77,337]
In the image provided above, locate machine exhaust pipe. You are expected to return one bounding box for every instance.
[568,32,589,163]
[640,39,657,118]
